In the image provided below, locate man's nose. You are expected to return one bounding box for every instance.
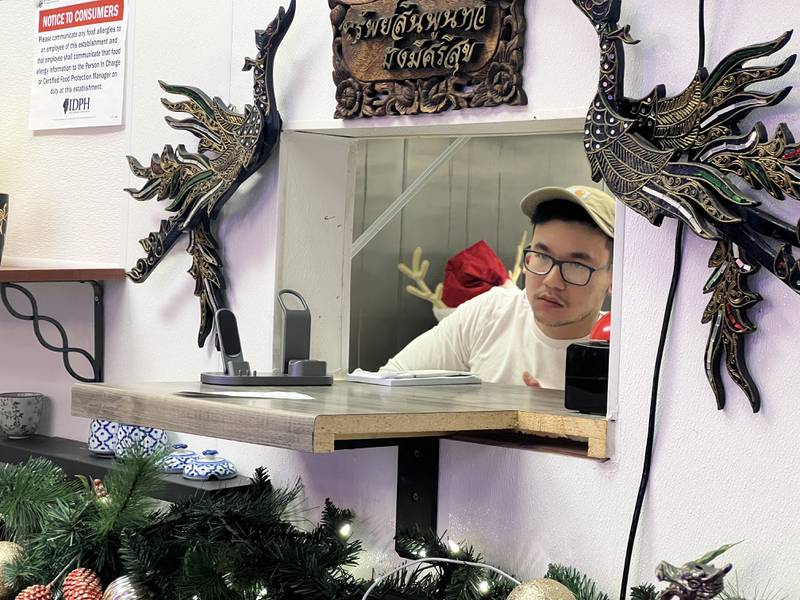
[543,265,566,289]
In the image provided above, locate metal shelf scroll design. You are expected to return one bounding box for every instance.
[0,281,104,383]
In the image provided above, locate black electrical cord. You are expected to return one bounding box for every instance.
[617,1,705,594]
[618,221,684,599]
[698,0,706,71]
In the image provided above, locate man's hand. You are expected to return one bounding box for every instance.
[522,371,541,388]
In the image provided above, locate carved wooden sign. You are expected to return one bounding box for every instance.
[330,0,527,118]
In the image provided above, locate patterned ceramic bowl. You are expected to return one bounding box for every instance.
[160,443,197,474]
[114,423,168,458]
[88,418,119,456]
[0,392,44,439]
[182,449,238,481]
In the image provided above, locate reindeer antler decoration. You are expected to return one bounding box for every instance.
[399,235,529,312]
[398,247,447,309]
[508,231,529,287]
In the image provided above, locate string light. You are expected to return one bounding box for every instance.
[477,580,491,595]
[338,523,352,538]
[360,557,520,600]
[447,540,461,555]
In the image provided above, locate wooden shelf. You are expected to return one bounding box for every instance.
[0,257,126,283]
[72,381,609,459]
[0,435,251,503]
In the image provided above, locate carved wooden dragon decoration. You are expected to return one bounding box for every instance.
[573,0,799,411]
[124,2,296,346]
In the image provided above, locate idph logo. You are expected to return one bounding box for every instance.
[62,97,91,114]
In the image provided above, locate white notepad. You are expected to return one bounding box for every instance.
[346,369,482,387]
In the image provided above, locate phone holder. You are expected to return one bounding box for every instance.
[200,290,332,386]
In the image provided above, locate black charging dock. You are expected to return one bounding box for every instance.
[200,289,333,386]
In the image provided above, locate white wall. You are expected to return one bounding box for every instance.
[2,0,800,593]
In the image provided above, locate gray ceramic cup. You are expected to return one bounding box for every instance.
[0,392,44,439]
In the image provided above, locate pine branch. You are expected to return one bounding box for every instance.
[0,458,83,543]
[630,583,658,600]
[720,571,790,600]
[444,567,514,600]
[4,499,94,593]
[367,564,440,600]
[176,545,240,600]
[4,453,166,594]
[120,471,329,599]
[4,459,533,600]
[94,452,166,539]
[545,564,611,600]
[390,529,515,600]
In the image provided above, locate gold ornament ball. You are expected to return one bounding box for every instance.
[102,576,142,600]
[507,579,576,600]
[0,541,23,600]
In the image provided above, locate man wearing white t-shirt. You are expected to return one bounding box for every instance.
[381,186,615,389]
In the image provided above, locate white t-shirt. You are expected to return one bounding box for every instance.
[381,286,588,389]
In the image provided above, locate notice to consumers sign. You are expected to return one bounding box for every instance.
[29,0,128,130]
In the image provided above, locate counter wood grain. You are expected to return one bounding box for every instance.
[71,381,608,458]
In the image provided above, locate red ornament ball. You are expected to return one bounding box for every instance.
[590,311,611,341]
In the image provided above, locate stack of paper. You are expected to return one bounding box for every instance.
[345,369,481,387]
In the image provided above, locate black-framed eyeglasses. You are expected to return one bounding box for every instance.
[522,249,605,286]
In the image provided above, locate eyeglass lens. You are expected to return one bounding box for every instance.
[524,252,592,285]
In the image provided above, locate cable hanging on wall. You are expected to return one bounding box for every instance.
[620,4,704,591]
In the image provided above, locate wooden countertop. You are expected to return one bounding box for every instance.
[72,381,609,459]
[0,257,126,283]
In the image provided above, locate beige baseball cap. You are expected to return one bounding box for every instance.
[520,185,616,238]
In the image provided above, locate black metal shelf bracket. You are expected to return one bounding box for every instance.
[336,437,440,558]
[0,280,104,382]
[395,438,439,557]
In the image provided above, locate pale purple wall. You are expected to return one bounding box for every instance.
[1,0,799,593]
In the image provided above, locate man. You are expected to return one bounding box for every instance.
[381,185,615,389]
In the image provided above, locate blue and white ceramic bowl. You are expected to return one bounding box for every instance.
[114,423,168,458]
[88,418,118,456]
[160,443,197,474]
[182,449,237,481]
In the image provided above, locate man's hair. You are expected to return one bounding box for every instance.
[530,199,613,262]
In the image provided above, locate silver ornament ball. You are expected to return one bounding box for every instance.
[102,576,142,600]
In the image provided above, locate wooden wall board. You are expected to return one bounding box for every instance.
[72,381,608,458]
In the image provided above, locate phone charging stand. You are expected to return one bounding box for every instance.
[200,291,333,387]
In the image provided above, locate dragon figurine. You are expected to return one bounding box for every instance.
[124,2,296,346]
[655,545,736,600]
[573,0,800,411]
